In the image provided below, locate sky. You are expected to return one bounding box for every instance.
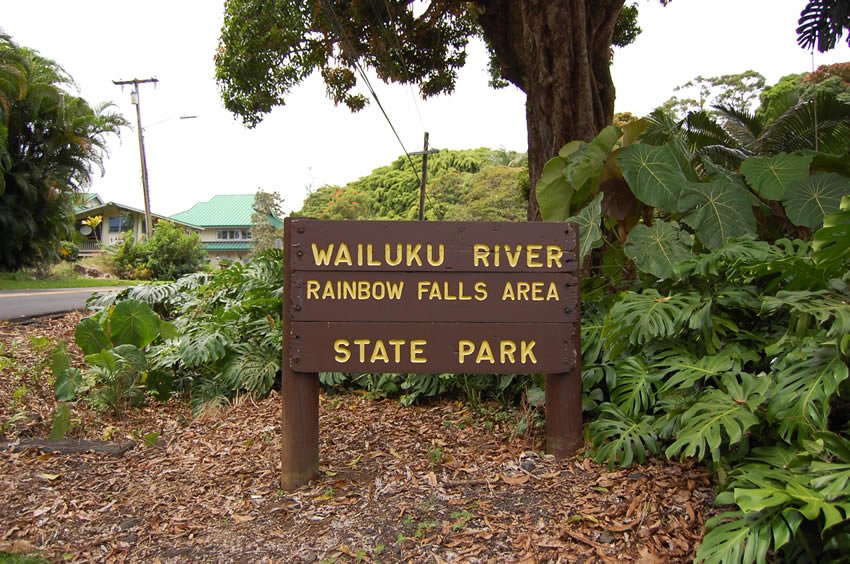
[2,1,848,217]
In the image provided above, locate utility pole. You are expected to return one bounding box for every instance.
[410,132,439,221]
[113,77,158,239]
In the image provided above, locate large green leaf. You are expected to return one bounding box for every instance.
[112,344,148,373]
[537,156,572,221]
[50,341,71,378]
[679,179,758,250]
[75,316,111,355]
[666,373,769,462]
[602,290,703,354]
[617,143,688,212]
[740,153,812,200]
[539,127,621,221]
[813,195,850,275]
[783,173,850,230]
[624,220,694,279]
[697,508,800,564]
[54,368,82,401]
[565,193,603,264]
[611,356,661,417]
[767,343,849,443]
[49,403,72,440]
[589,403,660,469]
[109,299,161,348]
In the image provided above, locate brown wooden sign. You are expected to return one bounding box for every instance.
[286,219,579,375]
[281,218,582,490]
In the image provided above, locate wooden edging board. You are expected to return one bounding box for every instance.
[282,218,581,489]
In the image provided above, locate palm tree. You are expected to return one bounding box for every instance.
[0,34,127,270]
[645,90,850,171]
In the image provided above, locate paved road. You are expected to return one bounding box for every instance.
[0,287,123,322]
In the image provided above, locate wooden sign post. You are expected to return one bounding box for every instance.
[282,218,581,489]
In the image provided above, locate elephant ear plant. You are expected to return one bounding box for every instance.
[52,299,176,419]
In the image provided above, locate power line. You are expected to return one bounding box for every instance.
[319,0,441,217]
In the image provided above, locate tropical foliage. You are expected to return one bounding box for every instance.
[297,148,527,221]
[535,87,850,560]
[0,33,126,270]
[250,189,285,255]
[112,220,206,280]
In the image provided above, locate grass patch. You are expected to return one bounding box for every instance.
[0,278,134,290]
[0,553,48,564]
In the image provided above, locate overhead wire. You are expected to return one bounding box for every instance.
[319,0,421,185]
[320,0,438,216]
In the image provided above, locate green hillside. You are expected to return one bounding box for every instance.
[296,148,529,221]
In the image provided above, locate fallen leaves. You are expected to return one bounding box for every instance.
[0,312,716,562]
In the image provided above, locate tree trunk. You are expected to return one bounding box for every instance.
[477,0,624,220]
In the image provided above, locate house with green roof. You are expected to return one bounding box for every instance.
[74,194,202,256]
[170,194,283,263]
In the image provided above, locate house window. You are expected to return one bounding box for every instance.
[108,215,133,233]
[217,230,246,240]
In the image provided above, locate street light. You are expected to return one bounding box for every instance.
[113,77,197,239]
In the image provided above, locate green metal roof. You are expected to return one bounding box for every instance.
[204,241,253,251]
[170,194,284,228]
[74,192,104,213]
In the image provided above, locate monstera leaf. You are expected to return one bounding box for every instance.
[813,195,850,274]
[740,153,812,200]
[624,220,695,279]
[679,179,759,250]
[617,143,689,213]
[566,193,603,264]
[783,173,850,230]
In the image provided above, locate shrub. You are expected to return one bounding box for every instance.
[113,221,206,280]
[58,241,79,261]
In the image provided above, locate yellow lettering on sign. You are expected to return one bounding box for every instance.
[516,281,530,301]
[370,340,390,363]
[406,243,423,266]
[521,341,537,364]
[458,340,475,364]
[353,339,370,362]
[388,339,405,363]
[385,243,403,266]
[366,244,381,266]
[473,244,489,267]
[410,340,428,363]
[308,280,405,300]
[500,340,517,363]
[427,244,445,266]
[312,243,334,266]
[547,282,559,301]
[333,339,351,363]
[457,340,539,365]
[474,282,488,301]
[306,280,320,299]
[547,245,563,268]
[502,283,515,301]
[475,340,495,364]
[334,243,353,266]
[505,245,522,268]
[526,244,543,267]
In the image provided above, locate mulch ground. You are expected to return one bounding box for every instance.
[1,313,716,563]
